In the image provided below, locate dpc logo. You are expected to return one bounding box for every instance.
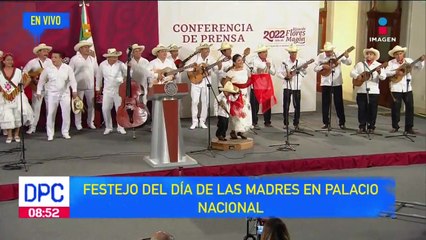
[378,17,388,35]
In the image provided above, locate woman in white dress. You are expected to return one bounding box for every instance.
[226,54,252,139]
[0,53,34,143]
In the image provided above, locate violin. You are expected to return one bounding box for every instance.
[116,46,149,133]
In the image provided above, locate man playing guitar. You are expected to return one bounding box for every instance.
[23,43,54,134]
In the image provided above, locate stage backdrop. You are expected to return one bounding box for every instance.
[158,1,319,118]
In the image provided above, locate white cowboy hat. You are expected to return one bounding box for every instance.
[33,43,52,55]
[218,81,239,94]
[74,40,93,51]
[127,43,145,54]
[168,44,181,51]
[363,47,380,60]
[72,97,85,114]
[102,48,122,58]
[196,42,213,51]
[286,43,300,53]
[151,44,169,56]
[218,42,233,51]
[255,44,270,53]
[131,43,145,51]
[388,45,407,57]
[320,42,335,52]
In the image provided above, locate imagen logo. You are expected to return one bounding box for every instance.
[378,17,387,35]
[368,17,396,43]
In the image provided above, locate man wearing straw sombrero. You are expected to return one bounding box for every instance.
[69,40,99,130]
[129,43,150,105]
[249,44,277,129]
[147,43,179,85]
[23,43,54,134]
[385,45,424,134]
[95,48,128,135]
[314,42,352,130]
[186,42,217,130]
[277,43,308,130]
[350,47,386,134]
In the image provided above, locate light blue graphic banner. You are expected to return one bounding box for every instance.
[69,177,395,218]
[23,12,70,43]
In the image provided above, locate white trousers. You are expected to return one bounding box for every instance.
[102,92,124,131]
[190,83,208,124]
[75,89,95,127]
[46,92,70,138]
[29,90,47,130]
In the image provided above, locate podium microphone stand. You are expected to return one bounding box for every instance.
[2,82,28,171]
[385,79,416,142]
[188,68,216,157]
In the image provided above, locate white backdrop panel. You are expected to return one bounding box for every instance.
[158,1,319,118]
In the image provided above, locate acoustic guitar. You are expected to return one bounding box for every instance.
[27,68,44,91]
[389,54,425,83]
[352,61,388,87]
[319,46,355,77]
[285,58,315,80]
[174,49,200,68]
[155,63,197,83]
[187,57,229,84]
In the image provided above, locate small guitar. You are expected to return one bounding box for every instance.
[319,46,355,77]
[352,61,388,87]
[389,54,425,83]
[187,57,229,84]
[27,68,44,91]
[155,63,197,83]
[285,58,315,80]
[174,49,200,68]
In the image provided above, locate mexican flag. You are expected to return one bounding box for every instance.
[79,1,96,59]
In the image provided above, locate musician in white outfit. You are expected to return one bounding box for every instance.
[350,48,386,134]
[23,43,54,134]
[95,48,128,135]
[37,51,78,141]
[167,43,181,67]
[186,42,217,130]
[128,43,150,105]
[69,40,98,130]
[277,43,308,130]
[216,42,233,90]
[147,44,179,86]
[385,45,425,134]
[249,44,277,129]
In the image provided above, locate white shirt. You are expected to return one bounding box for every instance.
[215,57,233,87]
[37,63,77,95]
[277,57,308,90]
[130,57,150,87]
[250,55,276,75]
[23,57,53,73]
[385,58,424,92]
[314,51,352,86]
[69,54,98,90]
[214,92,230,118]
[350,60,387,94]
[147,58,179,85]
[96,60,127,94]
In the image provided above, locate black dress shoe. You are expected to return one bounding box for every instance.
[405,129,416,134]
[339,124,346,130]
[389,128,398,133]
[264,123,272,127]
[294,125,300,131]
[357,128,366,134]
[321,124,329,129]
[237,132,247,139]
[230,131,238,139]
[367,129,375,134]
[218,136,227,141]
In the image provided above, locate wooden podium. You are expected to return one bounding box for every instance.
[144,82,198,168]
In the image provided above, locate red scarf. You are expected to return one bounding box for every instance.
[227,93,246,118]
[250,73,277,113]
